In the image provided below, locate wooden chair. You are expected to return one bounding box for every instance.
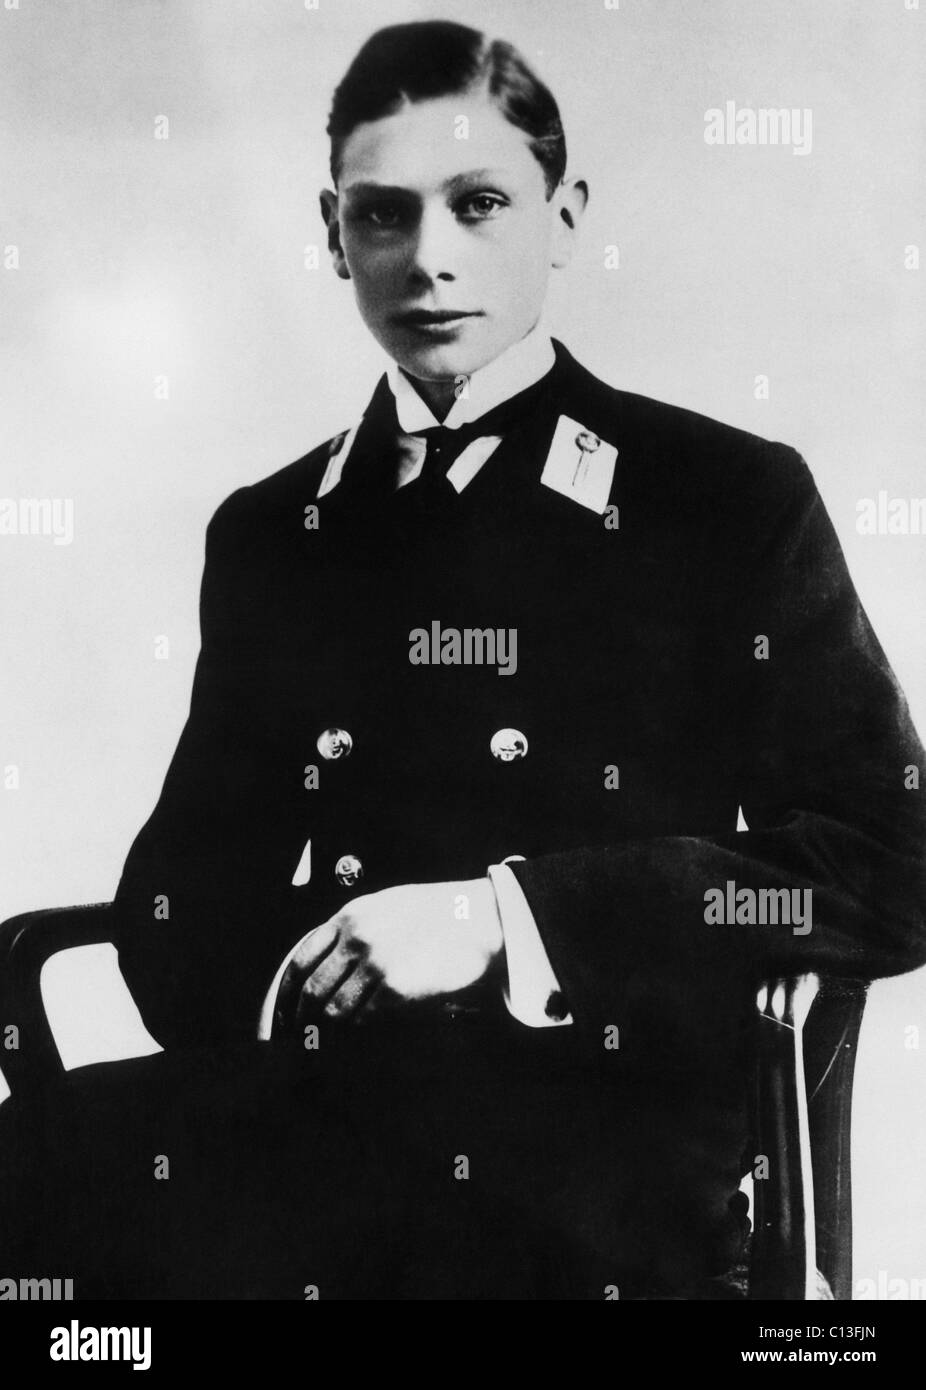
[0,903,868,1299]
[751,973,867,1299]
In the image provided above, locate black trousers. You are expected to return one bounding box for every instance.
[0,1021,751,1300]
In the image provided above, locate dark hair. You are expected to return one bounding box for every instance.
[327,21,566,198]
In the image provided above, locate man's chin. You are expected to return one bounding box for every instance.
[383,331,503,384]
[393,347,485,382]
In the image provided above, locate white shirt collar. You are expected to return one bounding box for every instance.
[385,321,556,434]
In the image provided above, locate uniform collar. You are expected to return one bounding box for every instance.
[385,322,556,434]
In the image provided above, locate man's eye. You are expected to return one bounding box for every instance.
[458,193,507,220]
[357,203,405,228]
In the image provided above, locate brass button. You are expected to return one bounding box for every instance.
[317,727,353,761]
[335,854,363,887]
[490,728,528,762]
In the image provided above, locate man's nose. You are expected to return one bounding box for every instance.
[407,205,459,284]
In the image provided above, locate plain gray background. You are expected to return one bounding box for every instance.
[1,0,924,1295]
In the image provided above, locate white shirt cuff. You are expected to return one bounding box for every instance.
[488,860,573,1028]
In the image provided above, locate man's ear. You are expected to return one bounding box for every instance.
[550,177,589,269]
[319,189,351,281]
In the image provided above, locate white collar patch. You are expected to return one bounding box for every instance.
[540,415,618,514]
[317,425,358,499]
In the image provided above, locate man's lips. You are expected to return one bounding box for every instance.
[392,309,483,326]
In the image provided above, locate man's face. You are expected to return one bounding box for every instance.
[325,93,564,381]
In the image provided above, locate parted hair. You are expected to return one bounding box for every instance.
[327,20,567,197]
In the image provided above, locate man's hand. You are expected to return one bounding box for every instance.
[273,879,505,1033]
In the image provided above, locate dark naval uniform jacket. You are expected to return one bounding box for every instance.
[109,338,926,1295]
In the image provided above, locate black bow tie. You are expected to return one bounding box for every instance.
[340,365,556,499]
[411,422,483,484]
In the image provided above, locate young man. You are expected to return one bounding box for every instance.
[5,20,926,1300]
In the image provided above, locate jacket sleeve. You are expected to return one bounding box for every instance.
[114,488,299,1050]
[509,452,926,1063]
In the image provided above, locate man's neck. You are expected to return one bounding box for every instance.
[387,323,556,433]
[406,376,458,422]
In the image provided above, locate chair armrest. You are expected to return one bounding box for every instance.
[805,976,868,1301]
[0,903,116,1099]
[750,975,817,1299]
[749,973,868,1301]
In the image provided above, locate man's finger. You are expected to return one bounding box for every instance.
[294,952,361,1031]
[275,920,339,1031]
[300,949,356,1008]
[323,966,381,1020]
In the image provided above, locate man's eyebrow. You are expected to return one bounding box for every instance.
[340,182,413,199]
[341,170,514,199]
